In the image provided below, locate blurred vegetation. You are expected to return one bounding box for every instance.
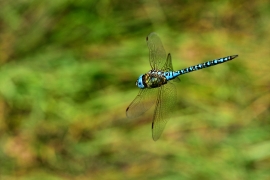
[0,0,269,179]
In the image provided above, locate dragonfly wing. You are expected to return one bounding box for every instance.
[126,88,158,119]
[163,53,180,82]
[146,32,167,70]
[163,53,174,71]
[152,82,177,141]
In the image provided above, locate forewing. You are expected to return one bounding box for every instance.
[152,82,177,141]
[126,88,158,119]
[146,32,167,70]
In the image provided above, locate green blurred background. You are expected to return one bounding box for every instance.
[0,0,269,179]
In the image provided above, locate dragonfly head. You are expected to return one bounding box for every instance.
[136,74,146,89]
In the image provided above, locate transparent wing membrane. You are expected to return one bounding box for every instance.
[152,82,176,141]
[146,32,167,70]
[126,88,158,119]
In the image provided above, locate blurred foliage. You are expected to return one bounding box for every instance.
[0,0,269,179]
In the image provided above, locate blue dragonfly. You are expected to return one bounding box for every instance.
[126,32,238,141]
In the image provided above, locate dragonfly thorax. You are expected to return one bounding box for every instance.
[136,70,167,89]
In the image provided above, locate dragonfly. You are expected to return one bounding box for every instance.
[126,32,238,141]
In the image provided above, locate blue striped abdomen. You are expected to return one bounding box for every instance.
[164,55,238,81]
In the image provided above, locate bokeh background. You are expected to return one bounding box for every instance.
[0,0,269,179]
